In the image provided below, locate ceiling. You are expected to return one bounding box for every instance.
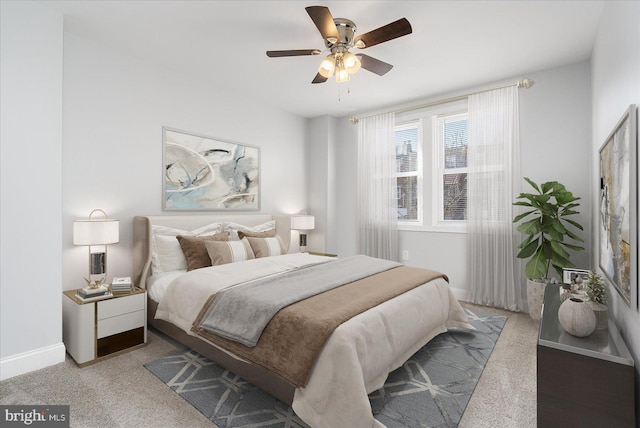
[40,0,604,119]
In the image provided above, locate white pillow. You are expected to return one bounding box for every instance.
[224,220,276,240]
[151,223,222,274]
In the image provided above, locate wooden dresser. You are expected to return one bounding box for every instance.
[537,284,635,427]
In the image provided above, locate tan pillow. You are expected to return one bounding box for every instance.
[176,232,229,271]
[205,239,255,266]
[246,236,287,258]
[237,229,277,240]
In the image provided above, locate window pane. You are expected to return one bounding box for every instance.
[444,118,467,169]
[395,127,418,173]
[443,173,467,220]
[397,176,418,220]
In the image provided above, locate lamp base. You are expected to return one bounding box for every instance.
[299,233,308,253]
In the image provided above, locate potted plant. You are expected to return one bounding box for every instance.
[513,178,584,320]
[585,270,608,329]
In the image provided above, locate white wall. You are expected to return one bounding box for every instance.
[333,61,592,302]
[61,32,310,289]
[590,0,640,408]
[0,1,66,379]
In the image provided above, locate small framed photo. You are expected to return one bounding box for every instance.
[562,268,590,286]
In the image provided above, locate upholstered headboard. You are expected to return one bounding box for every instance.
[132,214,292,289]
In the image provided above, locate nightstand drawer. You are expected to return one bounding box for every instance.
[97,310,145,339]
[97,293,144,320]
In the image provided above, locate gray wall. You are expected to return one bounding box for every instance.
[590,0,640,409]
[1,1,65,376]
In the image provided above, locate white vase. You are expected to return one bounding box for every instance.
[527,279,547,321]
[558,297,596,337]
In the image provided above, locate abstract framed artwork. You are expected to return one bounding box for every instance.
[598,104,637,309]
[163,127,260,211]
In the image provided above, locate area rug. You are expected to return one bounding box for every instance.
[144,308,506,428]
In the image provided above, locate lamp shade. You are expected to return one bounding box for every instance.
[73,219,120,245]
[291,215,315,231]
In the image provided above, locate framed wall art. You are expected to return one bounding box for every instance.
[163,127,260,211]
[598,104,637,309]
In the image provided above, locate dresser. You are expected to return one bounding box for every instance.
[537,284,635,427]
[63,288,147,366]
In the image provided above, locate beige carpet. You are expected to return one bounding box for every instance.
[0,303,537,428]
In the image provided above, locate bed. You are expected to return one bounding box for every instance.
[133,214,472,428]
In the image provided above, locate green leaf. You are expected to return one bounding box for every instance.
[550,219,567,234]
[513,201,535,208]
[541,181,558,194]
[550,240,570,259]
[564,218,584,231]
[513,210,536,223]
[518,234,535,249]
[565,229,584,242]
[517,240,539,259]
[560,242,585,252]
[524,177,540,193]
[556,191,580,205]
[525,248,549,279]
[517,218,541,235]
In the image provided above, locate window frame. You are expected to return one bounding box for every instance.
[395,100,468,234]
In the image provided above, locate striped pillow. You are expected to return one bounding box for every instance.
[205,239,255,266]
[246,236,287,258]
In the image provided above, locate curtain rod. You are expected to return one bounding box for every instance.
[349,78,534,124]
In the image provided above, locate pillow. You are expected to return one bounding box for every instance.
[237,229,277,240]
[151,223,223,274]
[205,239,255,266]
[224,220,276,241]
[246,236,287,258]
[176,232,230,271]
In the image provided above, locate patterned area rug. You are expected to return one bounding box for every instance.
[144,309,506,428]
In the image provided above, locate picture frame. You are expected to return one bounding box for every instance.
[162,127,260,211]
[562,268,590,286]
[598,104,637,310]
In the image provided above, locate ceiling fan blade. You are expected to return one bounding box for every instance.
[358,54,394,76]
[312,73,328,84]
[266,49,321,58]
[354,18,412,48]
[306,6,341,42]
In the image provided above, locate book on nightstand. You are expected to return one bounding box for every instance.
[76,284,111,302]
[111,277,133,294]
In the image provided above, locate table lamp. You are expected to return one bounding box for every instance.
[291,215,315,253]
[74,209,119,288]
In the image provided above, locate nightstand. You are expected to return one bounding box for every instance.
[63,287,147,366]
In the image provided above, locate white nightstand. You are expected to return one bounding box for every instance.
[63,287,147,366]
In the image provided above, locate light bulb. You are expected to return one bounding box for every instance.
[343,51,361,74]
[318,54,336,78]
[336,63,350,83]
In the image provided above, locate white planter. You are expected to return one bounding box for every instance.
[558,297,596,337]
[527,278,547,321]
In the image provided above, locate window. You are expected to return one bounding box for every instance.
[435,113,468,222]
[395,100,468,232]
[394,124,420,221]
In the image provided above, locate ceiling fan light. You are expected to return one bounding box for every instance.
[318,54,336,78]
[343,51,361,74]
[336,64,350,83]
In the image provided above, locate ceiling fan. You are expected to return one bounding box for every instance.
[266,6,412,84]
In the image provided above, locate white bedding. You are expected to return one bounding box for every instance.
[152,253,472,428]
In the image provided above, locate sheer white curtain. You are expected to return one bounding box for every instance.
[467,86,524,311]
[357,112,398,261]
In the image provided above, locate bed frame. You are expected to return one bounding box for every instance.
[132,214,296,404]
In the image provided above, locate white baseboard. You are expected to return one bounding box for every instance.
[0,342,66,381]
[450,286,470,303]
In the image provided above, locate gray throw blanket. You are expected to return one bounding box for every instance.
[196,255,401,347]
